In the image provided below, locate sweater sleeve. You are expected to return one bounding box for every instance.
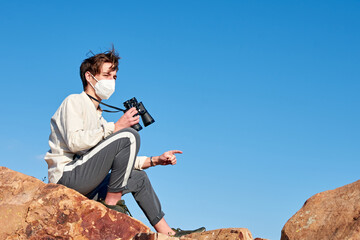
[59,96,106,153]
[134,156,147,170]
[100,116,115,138]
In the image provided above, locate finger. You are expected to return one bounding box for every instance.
[127,108,138,116]
[131,118,140,124]
[133,115,140,121]
[125,108,134,115]
[131,119,140,125]
[169,150,183,155]
[130,115,140,120]
[162,159,171,165]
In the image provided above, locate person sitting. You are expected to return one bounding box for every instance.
[44,47,205,237]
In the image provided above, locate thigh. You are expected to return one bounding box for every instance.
[59,132,133,195]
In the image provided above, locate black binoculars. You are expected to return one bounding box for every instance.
[123,97,155,131]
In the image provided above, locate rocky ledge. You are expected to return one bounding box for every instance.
[0,166,149,239]
[0,167,265,240]
[2,166,359,240]
[281,179,360,240]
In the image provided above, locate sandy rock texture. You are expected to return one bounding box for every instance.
[135,228,255,240]
[0,166,150,240]
[0,166,264,240]
[281,179,360,240]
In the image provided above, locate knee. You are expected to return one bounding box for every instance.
[128,127,140,140]
[121,127,140,142]
[113,127,140,144]
[131,170,151,186]
[132,169,149,180]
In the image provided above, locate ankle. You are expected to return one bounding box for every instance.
[105,191,123,205]
[154,218,174,235]
[104,199,117,205]
[167,230,176,236]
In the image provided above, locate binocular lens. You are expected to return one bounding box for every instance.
[138,102,155,127]
[132,123,143,131]
[142,112,155,127]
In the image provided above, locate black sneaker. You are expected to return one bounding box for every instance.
[101,200,132,217]
[172,227,206,237]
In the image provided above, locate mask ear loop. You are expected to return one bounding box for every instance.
[89,72,99,82]
[87,72,97,89]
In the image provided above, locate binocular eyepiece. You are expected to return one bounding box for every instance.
[123,97,155,131]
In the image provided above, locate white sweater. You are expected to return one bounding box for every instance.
[45,92,146,183]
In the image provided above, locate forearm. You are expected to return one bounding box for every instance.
[140,150,181,169]
[141,156,159,169]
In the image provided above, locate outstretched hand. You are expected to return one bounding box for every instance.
[157,150,183,166]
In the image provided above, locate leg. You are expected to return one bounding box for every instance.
[154,218,175,236]
[123,170,205,236]
[104,191,123,205]
[123,170,175,234]
[85,173,111,200]
[58,128,140,197]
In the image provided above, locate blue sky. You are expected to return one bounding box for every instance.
[1,1,359,239]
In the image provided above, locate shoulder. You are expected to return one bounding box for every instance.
[62,92,87,105]
[51,92,87,122]
[58,92,87,112]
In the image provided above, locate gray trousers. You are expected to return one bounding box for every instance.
[57,128,165,226]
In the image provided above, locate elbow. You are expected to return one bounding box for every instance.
[67,141,81,153]
[66,133,87,153]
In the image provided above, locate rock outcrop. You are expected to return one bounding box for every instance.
[281,180,360,240]
[135,228,257,240]
[0,166,150,240]
[0,167,261,240]
[186,228,253,240]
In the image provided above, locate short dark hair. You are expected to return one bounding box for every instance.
[80,47,120,90]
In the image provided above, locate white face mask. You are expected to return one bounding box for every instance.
[89,73,115,100]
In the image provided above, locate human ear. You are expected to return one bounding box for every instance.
[85,71,92,82]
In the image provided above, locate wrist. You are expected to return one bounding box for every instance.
[114,122,121,131]
[150,156,159,166]
[114,122,126,132]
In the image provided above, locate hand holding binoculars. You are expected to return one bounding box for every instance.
[123,97,155,131]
